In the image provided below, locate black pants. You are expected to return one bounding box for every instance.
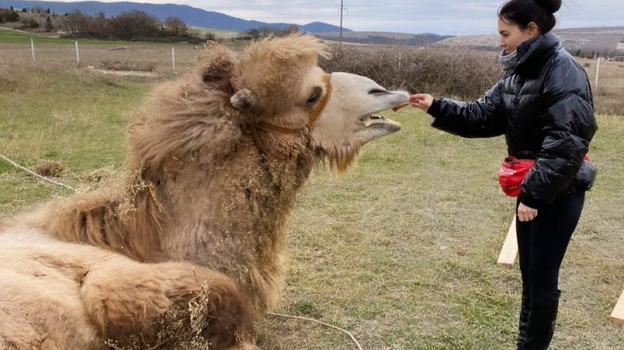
[515,191,585,350]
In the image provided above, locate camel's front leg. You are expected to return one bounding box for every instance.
[80,260,257,350]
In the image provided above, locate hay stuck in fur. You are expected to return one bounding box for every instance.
[105,282,222,350]
[1,34,407,349]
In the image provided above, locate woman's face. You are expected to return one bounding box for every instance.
[498,18,539,55]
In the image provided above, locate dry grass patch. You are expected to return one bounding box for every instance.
[0,42,202,75]
[579,57,624,115]
[32,160,67,177]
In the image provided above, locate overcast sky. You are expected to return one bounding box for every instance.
[37,0,624,35]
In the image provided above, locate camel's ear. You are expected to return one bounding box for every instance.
[197,42,236,93]
[202,63,233,92]
[230,88,255,111]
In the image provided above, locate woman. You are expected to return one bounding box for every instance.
[408,0,598,349]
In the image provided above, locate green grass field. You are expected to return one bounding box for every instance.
[0,25,239,45]
[0,27,246,75]
[1,58,623,349]
[0,26,172,45]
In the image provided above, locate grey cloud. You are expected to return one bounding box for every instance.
[51,0,624,35]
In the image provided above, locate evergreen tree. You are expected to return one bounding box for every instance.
[44,16,54,32]
[27,18,39,29]
[6,9,20,22]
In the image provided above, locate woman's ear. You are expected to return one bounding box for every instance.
[527,22,540,38]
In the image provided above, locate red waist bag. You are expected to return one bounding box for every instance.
[498,155,592,197]
[498,156,535,197]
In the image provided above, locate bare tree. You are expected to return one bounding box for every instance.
[280,25,300,36]
[110,10,160,40]
[59,10,90,37]
[32,6,46,15]
[164,16,188,37]
[44,16,54,32]
[88,12,112,38]
[244,25,300,40]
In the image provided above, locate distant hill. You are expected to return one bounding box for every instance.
[433,26,624,53]
[0,0,352,33]
[317,26,624,51]
[314,31,452,46]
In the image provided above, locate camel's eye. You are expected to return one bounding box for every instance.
[306,87,323,107]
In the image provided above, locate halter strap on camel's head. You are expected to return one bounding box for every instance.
[254,73,333,136]
[199,33,409,171]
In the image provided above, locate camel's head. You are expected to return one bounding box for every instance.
[309,72,407,172]
[200,34,408,172]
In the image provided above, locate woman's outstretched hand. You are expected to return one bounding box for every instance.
[409,94,434,112]
[392,93,435,112]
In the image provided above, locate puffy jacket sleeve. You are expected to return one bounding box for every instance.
[428,81,507,138]
[520,59,598,208]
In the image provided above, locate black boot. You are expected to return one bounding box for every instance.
[516,285,531,350]
[522,290,561,350]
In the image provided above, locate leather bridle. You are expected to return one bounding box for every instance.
[250,73,332,157]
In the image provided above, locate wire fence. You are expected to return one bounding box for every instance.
[0,40,201,75]
[2,39,622,114]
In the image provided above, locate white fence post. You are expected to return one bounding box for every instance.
[171,47,176,74]
[75,41,80,65]
[31,38,35,61]
[595,56,601,90]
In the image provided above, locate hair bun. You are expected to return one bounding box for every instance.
[534,0,562,14]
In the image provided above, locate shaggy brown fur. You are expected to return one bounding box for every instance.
[16,34,333,318]
[0,229,255,350]
[2,33,408,347]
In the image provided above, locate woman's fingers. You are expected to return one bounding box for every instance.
[517,203,538,222]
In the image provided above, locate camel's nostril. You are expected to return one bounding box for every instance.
[368,88,389,96]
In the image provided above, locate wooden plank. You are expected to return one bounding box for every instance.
[609,291,624,325]
[497,216,518,268]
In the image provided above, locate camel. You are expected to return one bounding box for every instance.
[0,34,408,349]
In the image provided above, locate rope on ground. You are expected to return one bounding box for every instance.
[0,154,76,192]
[268,312,364,350]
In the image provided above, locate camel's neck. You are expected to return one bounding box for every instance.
[148,143,314,315]
[156,149,312,261]
[21,138,315,317]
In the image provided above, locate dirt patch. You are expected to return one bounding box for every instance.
[88,67,160,78]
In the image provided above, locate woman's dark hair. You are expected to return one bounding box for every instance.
[498,0,562,33]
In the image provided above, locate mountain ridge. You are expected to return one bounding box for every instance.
[432,26,624,52]
[0,0,352,33]
[1,0,621,51]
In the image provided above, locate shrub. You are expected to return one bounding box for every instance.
[319,45,501,101]
[3,9,20,22]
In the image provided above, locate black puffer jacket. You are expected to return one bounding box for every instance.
[428,31,598,208]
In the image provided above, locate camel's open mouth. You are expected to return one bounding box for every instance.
[359,115,401,132]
